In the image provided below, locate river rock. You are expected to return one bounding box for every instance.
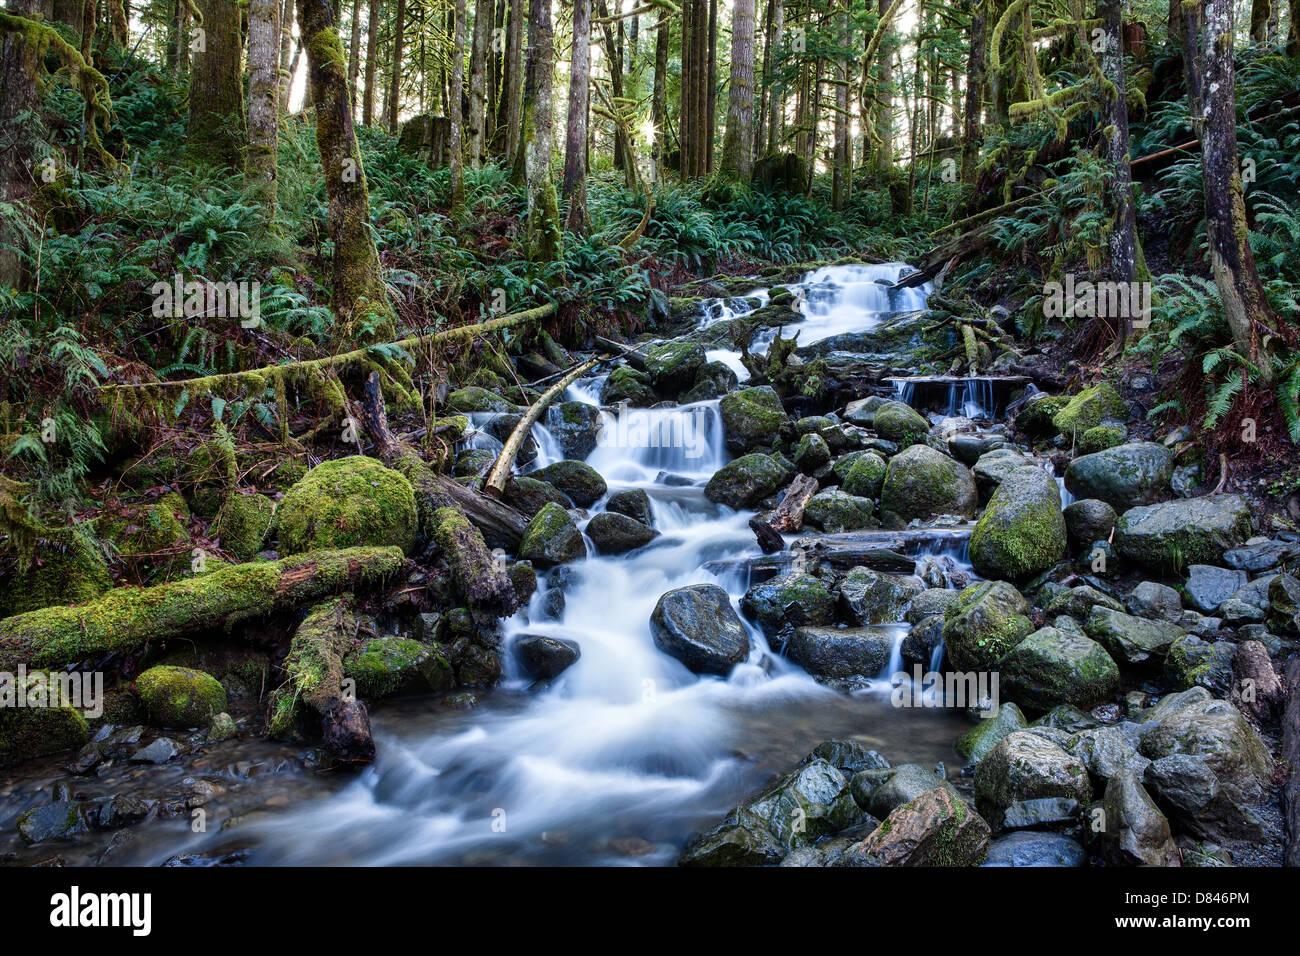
[650,584,750,674]
[1084,606,1183,667]
[742,571,836,635]
[585,511,658,554]
[446,386,517,414]
[802,489,876,532]
[1143,753,1266,842]
[605,488,654,526]
[345,636,455,697]
[1063,725,1150,782]
[982,831,1087,866]
[278,455,418,555]
[879,445,979,525]
[841,451,887,498]
[0,671,91,765]
[678,806,787,867]
[1064,442,1173,510]
[1184,565,1248,613]
[843,395,891,426]
[1044,585,1123,619]
[703,452,791,508]
[999,627,1120,713]
[1125,581,1183,622]
[517,503,588,568]
[855,763,959,819]
[531,460,608,507]
[906,588,959,623]
[545,401,605,460]
[942,581,1034,672]
[503,475,572,516]
[1268,573,1300,635]
[719,386,794,453]
[601,366,657,407]
[1052,383,1127,436]
[644,340,707,395]
[1224,538,1300,573]
[971,448,1035,497]
[1100,770,1182,866]
[871,401,930,446]
[745,758,861,849]
[849,787,990,866]
[969,466,1066,580]
[973,731,1092,825]
[683,361,740,402]
[785,625,895,680]
[957,702,1028,764]
[802,739,891,776]
[1114,494,1253,572]
[1063,498,1118,552]
[514,634,581,679]
[793,433,832,473]
[901,614,945,668]
[136,666,228,729]
[1164,635,1235,693]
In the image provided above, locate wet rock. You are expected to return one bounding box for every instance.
[17,801,90,844]
[854,763,958,819]
[971,448,1035,497]
[703,452,792,509]
[1115,494,1253,572]
[839,566,924,624]
[545,401,605,460]
[949,434,1006,466]
[1184,565,1248,613]
[850,787,990,866]
[1078,423,1128,455]
[879,445,979,525]
[1000,797,1080,830]
[906,588,959,623]
[957,702,1028,764]
[785,625,895,680]
[1064,442,1173,510]
[1224,538,1300,573]
[1268,573,1300,636]
[742,571,836,636]
[999,627,1120,713]
[1100,770,1182,866]
[130,737,185,763]
[517,503,588,568]
[514,634,581,679]
[1164,635,1235,693]
[605,488,655,527]
[1063,498,1118,553]
[901,614,945,668]
[136,666,227,729]
[1036,704,1101,733]
[1125,581,1183,622]
[840,451,887,498]
[644,340,707,395]
[942,580,1033,672]
[206,712,236,742]
[503,475,572,516]
[802,739,890,776]
[793,433,832,473]
[982,831,1087,866]
[345,636,455,697]
[683,360,740,403]
[745,758,861,849]
[585,511,658,554]
[1064,725,1150,782]
[973,731,1092,825]
[872,401,931,446]
[278,455,418,555]
[1143,753,1265,842]
[446,386,518,414]
[531,460,608,508]
[970,466,1066,580]
[719,386,794,454]
[678,806,786,867]
[802,489,876,533]
[0,673,91,766]
[843,395,891,426]
[1084,607,1183,668]
[1044,585,1123,619]
[651,584,750,675]
[600,366,657,407]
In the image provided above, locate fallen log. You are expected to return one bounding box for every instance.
[484,359,599,498]
[1285,658,1300,867]
[592,335,649,372]
[360,371,519,616]
[749,516,785,554]
[0,547,407,672]
[268,595,375,764]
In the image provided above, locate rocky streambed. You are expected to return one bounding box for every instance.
[2,263,1296,868]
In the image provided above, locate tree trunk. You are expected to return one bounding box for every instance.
[1250,0,1271,43]
[874,0,894,175]
[247,0,282,217]
[651,10,668,181]
[706,0,717,172]
[1290,0,1300,57]
[960,0,987,190]
[108,0,127,45]
[385,0,406,131]
[831,8,848,208]
[362,0,380,123]
[298,0,395,339]
[720,0,756,182]
[449,0,467,208]
[1200,0,1280,383]
[1102,0,1138,342]
[521,0,560,261]
[765,0,783,154]
[188,0,247,167]
[280,0,296,108]
[467,0,493,165]
[504,0,524,173]
[347,0,362,114]
[0,0,41,290]
[562,0,591,232]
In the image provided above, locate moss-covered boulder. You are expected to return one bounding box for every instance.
[969,466,1066,580]
[703,452,792,509]
[793,433,831,473]
[98,495,190,572]
[1114,495,1253,573]
[211,492,275,561]
[517,502,587,568]
[277,456,418,556]
[879,445,978,525]
[970,448,1035,498]
[600,366,658,407]
[1052,383,1126,437]
[645,340,708,395]
[999,627,1120,713]
[741,571,835,636]
[719,386,794,454]
[840,451,887,499]
[956,702,1028,764]
[344,636,455,698]
[135,665,227,728]
[446,386,518,414]
[531,459,608,508]
[802,489,876,533]
[942,581,1033,671]
[973,731,1092,825]
[1078,424,1127,455]
[585,511,658,554]
[0,671,92,766]
[1015,393,1071,435]
[545,401,605,460]
[606,488,655,526]
[2,533,111,617]
[1084,606,1183,668]
[1065,442,1173,510]
[851,786,990,867]
[682,360,741,403]
[871,401,930,446]
[454,447,497,477]
[503,475,573,516]
[1063,498,1117,552]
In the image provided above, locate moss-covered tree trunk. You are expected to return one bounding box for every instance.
[246,0,281,216]
[503,0,524,173]
[467,0,492,164]
[448,0,466,208]
[362,0,379,123]
[1101,0,1140,343]
[108,0,127,45]
[347,0,362,113]
[521,0,560,262]
[384,0,405,130]
[188,0,246,167]
[720,0,756,183]
[960,0,987,192]
[298,0,396,339]
[651,10,668,182]
[562,0,591,232]
[0,0,41,291]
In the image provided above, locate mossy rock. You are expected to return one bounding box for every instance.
[841,452,887,499]
[503,475,573,516]
[517,502,587,568]
[880,445,979,526]
[211,492,275,561]
[277,456,418,555]
[645,340,708,395]
[454,447,496,477]
[184,439,235,517]
[741,571,836,636]
[446,386,518,414]
[803,489,877,533]
[2,533,111,617]
[719,386,794,454]
[1015,394,1071,436]
[703,452,792,509]
[872,401,930,446]
[601,366,658,407]
[956,702,1028,764]
[531,460,607,508]
[135,665,228,729]
[999,627,1120,713]
[942,581,1034,672]
[344,636,455,698]
[98,496,190,571]
[1078,424,1127,455]
[1052,384,1126,437]
[0,671,92,766]
[969,466,1066,580]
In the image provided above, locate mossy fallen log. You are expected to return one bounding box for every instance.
[0,547,407,672]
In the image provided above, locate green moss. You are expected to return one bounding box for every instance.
[344,635,454,698]
[2,532,111,617]
[1052,384,1126,437]
[0,670,92,766]
[135,665,227,728]
[277,456,417,555]
[841,452,887,499]
[212,492,276,561]
[445,386,516,414]
[1078,424,1126,455]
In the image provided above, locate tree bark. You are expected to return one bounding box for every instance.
[960,0,987,191]
[247,0,282,217]
[279,0,296,108]
[467,0,493,164]
[0,0,41,290]
[563,0,591,232]
[765,0,783,154]
[362,0,380,124]
[503,0,524,172]
[385,0,406,131]
[720,0,756,182]
[651,9,668,181]
[188,0,247,167]
[1101,0,1139,343]
[347,0,362,114]
[449,0,467,208]
[521,0,560,261]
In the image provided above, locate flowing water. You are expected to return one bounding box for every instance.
[2,263,990,868]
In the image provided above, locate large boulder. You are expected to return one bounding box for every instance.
[1084,606,1183,667]
[650,584,750,674]
[942,581,1033,672]
[742,571,836,636]
[445,386,517,414]
[973,731,1092,825]
[1125,581,1183,622]
[1052,383,1127,436]
[644,341,707,395]
[849,787,990,866]
[345,636,455,697]
[600,366,657,407]
[871,401,930,446]
[744,759,861,850]
[514,634,581,680]
[517,503,588,568]
[802,490,876,533]
[839,566,924,624]
[785,625,895,680]
[1099,770,1182,866]
[1064,442,1173,510]
[544,401,605,460]
[679,807,788,866]
[135,665,227,729]
[703,453,791,509]
[879,445,979,525]
[854,763,958,819]
[999,627,1120,713]
[605,488,655,526]
[841,452,887,498]
[0,671,91,765]
[971,448,1036,498]
[719,386,794,454]
[278,456,418,555]
[1143,752,1266,842]
[531,460,608,508]
[1114,495,1253,572]
[584,511,658,554]
[969,466,1067,580]
[1270,573,1300,635]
